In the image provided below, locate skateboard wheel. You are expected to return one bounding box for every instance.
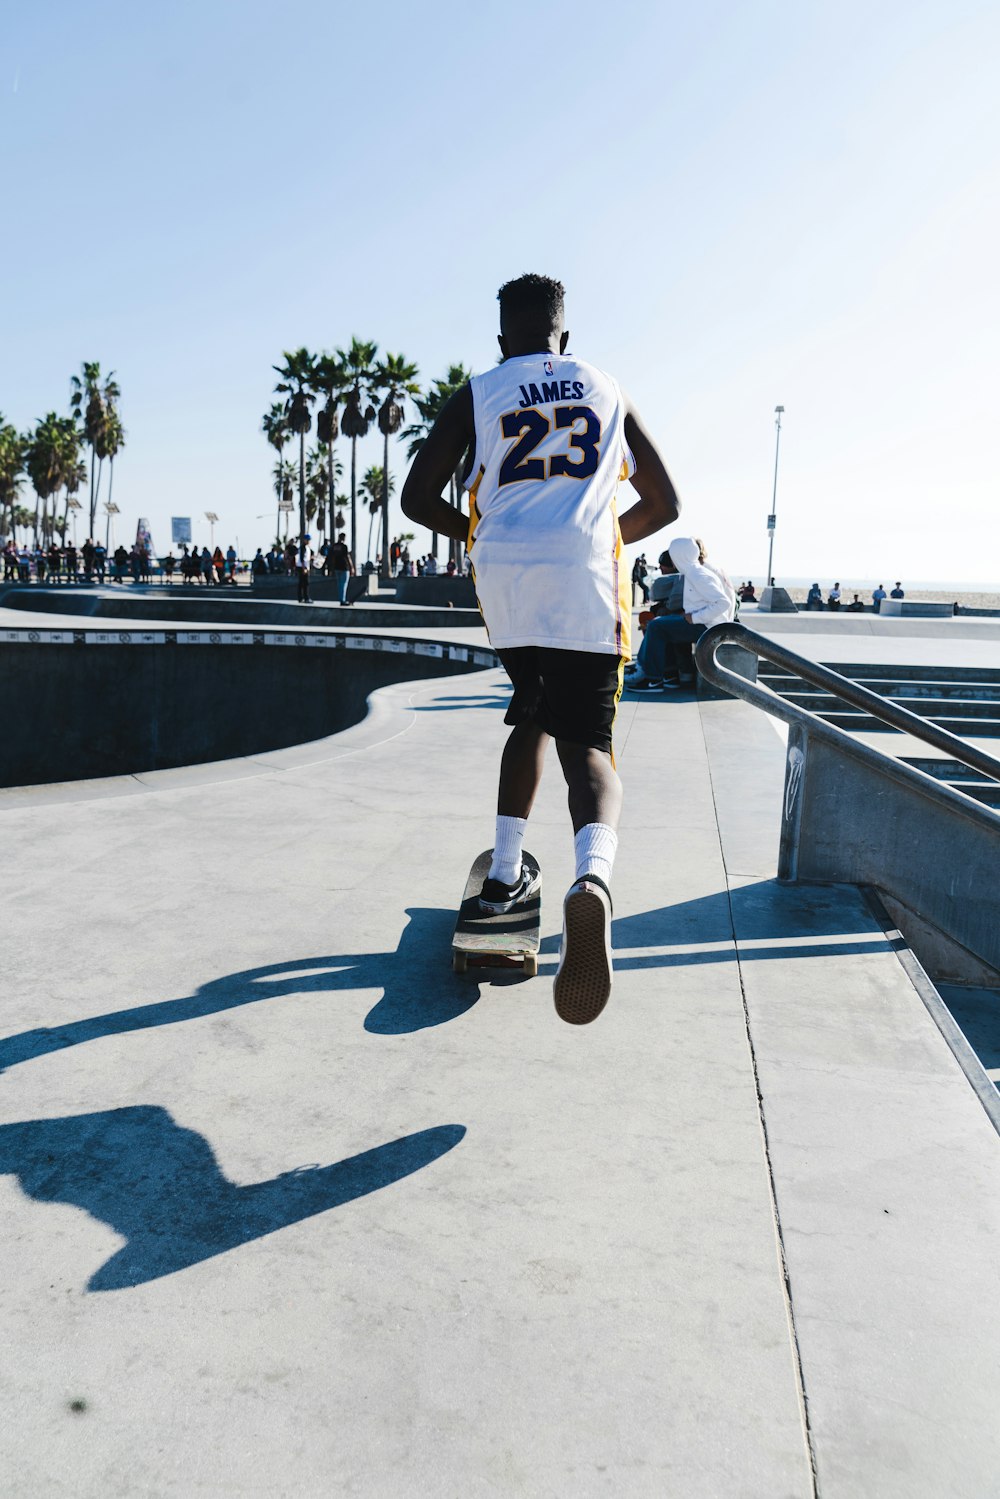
[523,954,538,977]
[453,950,468,973]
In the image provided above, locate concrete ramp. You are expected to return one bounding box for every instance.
[1,666,998,1496]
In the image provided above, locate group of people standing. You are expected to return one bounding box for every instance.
[162,544,239,585]
[1,538,153,584]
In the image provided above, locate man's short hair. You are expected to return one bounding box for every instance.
[498,274,565,333]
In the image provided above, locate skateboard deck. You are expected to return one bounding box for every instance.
[452,850,541,975]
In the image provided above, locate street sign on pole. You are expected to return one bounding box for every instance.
[765,405,784,585]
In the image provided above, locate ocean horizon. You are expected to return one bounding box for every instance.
[730,575,1000,593]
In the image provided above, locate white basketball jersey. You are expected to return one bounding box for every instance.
[464,354,635,655]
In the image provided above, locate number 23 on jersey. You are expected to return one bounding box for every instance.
[498,405,602,487]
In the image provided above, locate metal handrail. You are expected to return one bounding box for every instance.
[695,623,1000,830]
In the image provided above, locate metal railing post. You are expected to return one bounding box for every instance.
[778,721,808,883]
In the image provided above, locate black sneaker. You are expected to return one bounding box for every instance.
[479,862,542,915]
[629,677,665,692]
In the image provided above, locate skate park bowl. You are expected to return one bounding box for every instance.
[0,583,484,630]
[0,625,495,786]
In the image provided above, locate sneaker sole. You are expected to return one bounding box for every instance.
[553,887,612,1025]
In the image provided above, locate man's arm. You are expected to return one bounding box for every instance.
[618,398,680,544]
[400,385,474,546]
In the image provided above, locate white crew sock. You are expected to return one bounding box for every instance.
[574,823,618,887]
[489,815,527,884]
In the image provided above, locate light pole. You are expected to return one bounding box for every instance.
[205,511,219,550]
[765,405,784,588]
[104,501,119,551]
[67,496,82,545]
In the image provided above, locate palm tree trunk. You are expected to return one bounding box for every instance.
[88,447,96,538]
[381,428,391,582]
[93,458,104,534]
[298,429,306,568]
[327,443,335,540]
[276,444,283,546]
[367,505,376,564]
[350,437,358,568]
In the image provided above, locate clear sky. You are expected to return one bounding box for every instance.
[3,0,998,585]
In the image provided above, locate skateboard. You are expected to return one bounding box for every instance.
[452,850,541,976]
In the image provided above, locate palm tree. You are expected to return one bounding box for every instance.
[312,354,347,539]
[272,349,318,567]
[69,364,119,537]
[307,443,342,533]
[102,406,125,533]
[65,458,88,545]
[336,338,379,568]
[12,504,33,543]
[402,363,473,567]
[359,464,395,565]
[372,353,420,582]
[261,402,289,541]
[0,417,26,541]
[25,414,77,547]
[272,458,297,540]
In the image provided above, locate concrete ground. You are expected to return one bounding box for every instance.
[4,615,1000,1497]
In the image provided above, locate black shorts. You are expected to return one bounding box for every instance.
[497,647,625,754]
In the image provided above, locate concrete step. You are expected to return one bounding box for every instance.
[900,758,1000,806]
[782,691,1000,720]
[760,672,1000,702]
[762,677,1000,704]
[819,709,1000,736]
[760,663,1000,686]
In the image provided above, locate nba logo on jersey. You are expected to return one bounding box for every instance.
[543,359,554,375]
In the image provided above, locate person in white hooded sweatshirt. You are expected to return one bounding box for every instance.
[629,537,736,689]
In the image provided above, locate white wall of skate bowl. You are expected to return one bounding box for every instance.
[0,626,497,788]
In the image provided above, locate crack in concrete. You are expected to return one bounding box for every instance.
[698,704,822,1499]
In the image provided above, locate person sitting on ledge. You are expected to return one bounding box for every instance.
[847,593,865,611]
[628,537,736,691]
[738,580,757,603]
[827,581,841,610]
[633,548,685,639]
[806,582,824,609]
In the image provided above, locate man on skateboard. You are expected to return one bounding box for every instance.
[401,274,679,1023]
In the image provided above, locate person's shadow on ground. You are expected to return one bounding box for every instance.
[0,1105,465,1291]
[0,907,481,1079]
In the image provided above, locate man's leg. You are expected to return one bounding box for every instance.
[630,615,676,684]
[479,653,550,908]
[654,617,704,681]
[554,742,622,835]
[497,719,550,820]
[485,720,549,889]
[536,652,623,1024]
